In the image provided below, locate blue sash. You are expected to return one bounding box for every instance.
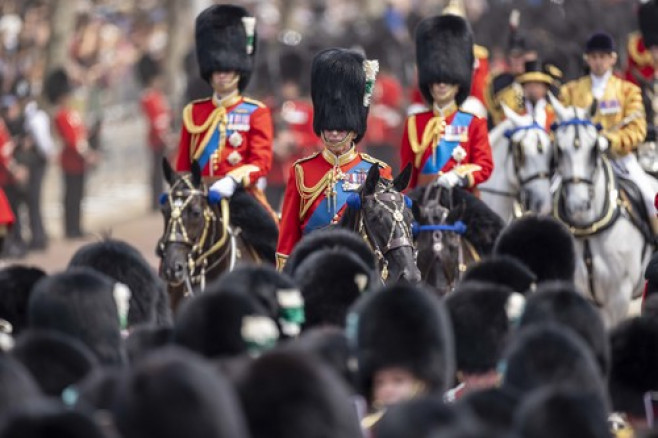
[197,101,259,169]
[421,111,474,174]
[304,160,373,234]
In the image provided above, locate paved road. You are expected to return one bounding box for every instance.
[3,211,163,272]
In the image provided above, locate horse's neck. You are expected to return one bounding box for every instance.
[591,157,609,215]
[481,134,517,191]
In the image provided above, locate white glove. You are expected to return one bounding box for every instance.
[436,171,463,188]
[210,176,239,198]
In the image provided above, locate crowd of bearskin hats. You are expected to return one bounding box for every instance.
[0,213,656,438]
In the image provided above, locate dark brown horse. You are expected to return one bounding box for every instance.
[157,160,278,310]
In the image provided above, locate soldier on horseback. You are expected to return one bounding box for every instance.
[175,4,275,218]
[275,48,393,270]
[400,14,493,192]
[559,32,656,234]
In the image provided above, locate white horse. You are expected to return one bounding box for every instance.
[480,105,555,221]
[549,94,652,327]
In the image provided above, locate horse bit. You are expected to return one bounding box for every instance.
[158,176,236,295]
[357,190,414,283]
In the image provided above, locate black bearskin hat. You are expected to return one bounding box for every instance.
[640,1,658,48]
[501,324,605,400]
[518,281,610,378]
[284,228,376,277]
[0,266,46,336]
[236,350,362,438]
[125,326,173,363]
[415,15,474,106]
[458,388,519,435]
[608,317,658,418]
[113,347,249,438]
[515,387,610,438]
[69,239,172,328]
[494,215,576,283]
[11,330,98,397]
[28,268,124,365]
[375,395,464,438]
[43,68,72,104]
[447,282,518,375]
[195,4,256,91]
[311,48,373,143]
[294,248,377,330]
[349,283,455,401]
[289,327,353,391]
[136,53,161,87]
[462,256,536,294]
[216,265,303,338]
[0,354,41,416]
[0,401,107,438]
[174,287,279,359]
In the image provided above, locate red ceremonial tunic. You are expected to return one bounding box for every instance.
[54,106,87,175]
[175,94,273,187]
[400,105,493,190]
[276,148,392,269]
[624,32,656,86]
[140,88,171,152]
[0,188,14,226]
[471,44,490,105]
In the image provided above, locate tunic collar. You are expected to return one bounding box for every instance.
[212,91,241,109]
[322,146,358,167]
[433,101,458,118]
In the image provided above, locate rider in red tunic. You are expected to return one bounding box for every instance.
[400,14,493,192]
[624,1,657,87]
[175,4,274,214]
[276,48,392,270]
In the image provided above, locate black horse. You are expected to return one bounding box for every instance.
[409,184,504,294]
[340,164,421,284]
[157,159,278,310]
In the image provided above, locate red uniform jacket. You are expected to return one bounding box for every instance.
[276,148,392,269]
[0,119,14,187]
[140,88,171,152]
[471,45,490,105]
[0,187,14,226]
[400,106,493,189]
[625,32,656,86]
[176,95,273,187]
[54,106,87,175]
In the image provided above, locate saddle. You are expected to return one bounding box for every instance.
[615,175,656,245]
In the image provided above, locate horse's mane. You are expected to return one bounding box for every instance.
[228,187,278,263]
[410,186,505,256]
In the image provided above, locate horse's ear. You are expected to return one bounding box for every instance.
[362,164,380,196]
[162,158,176,186]
[191,161,202,187]
[501,103,525,127]
[547,92,568,122]
[392,164,412,193]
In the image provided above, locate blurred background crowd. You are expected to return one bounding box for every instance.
[0,0,644,258]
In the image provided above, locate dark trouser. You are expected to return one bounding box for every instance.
[3,183,26,253]
[64,172,84,238]
[151,148,165,211]
[27,158,47,246]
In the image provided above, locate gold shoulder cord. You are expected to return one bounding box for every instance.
[409,114,446,168]
[295,163,332,219]
[182,104,228,163]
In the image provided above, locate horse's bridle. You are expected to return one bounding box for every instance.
[356,189,415,283]
[158,176,235,295]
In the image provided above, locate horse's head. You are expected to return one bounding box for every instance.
[157,159,222,287]
[502,104,554,215]
[548,93,608,225]
[342,164,420,284]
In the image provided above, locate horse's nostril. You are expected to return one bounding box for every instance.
[174,262,185,273]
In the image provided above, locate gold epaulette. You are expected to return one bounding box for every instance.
[474,44,489,60]
[360,153,390,168]
[361,411,385,430]
[628,31,652,67]
[242,97,266,108]
[293,151,320,166]
[182,99,217,134]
